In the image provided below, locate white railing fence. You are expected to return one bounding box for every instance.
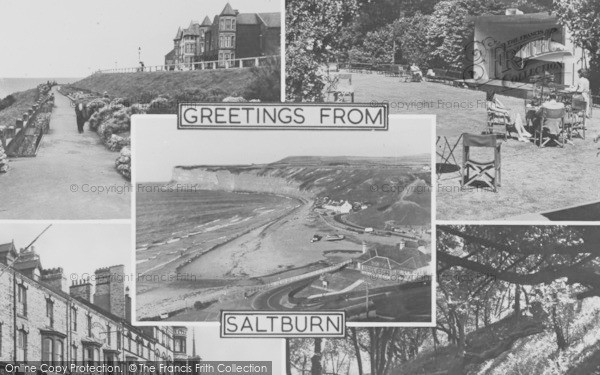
[97,55,279,74]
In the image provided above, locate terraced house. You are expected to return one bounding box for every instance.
[0,241,197,363]
[165,2,280,68]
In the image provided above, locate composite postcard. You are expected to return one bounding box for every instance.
[0,0,599,374]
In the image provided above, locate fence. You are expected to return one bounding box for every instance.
[0,92,54,157]
[97,55,279,74]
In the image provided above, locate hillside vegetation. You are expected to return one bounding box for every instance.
[0,89,38,128]
[173,156,431,226]
[69,67,276,104]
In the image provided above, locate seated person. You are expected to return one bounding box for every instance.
[486,91,531,142]
[536,93,565,136]
[410,63,423,81]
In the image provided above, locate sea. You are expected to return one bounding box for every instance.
[136,186,294,249]
[0,77,82,98]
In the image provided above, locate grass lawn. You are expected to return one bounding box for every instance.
[331,71,600,220]
[0,88,39,129]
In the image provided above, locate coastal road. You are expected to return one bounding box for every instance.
[0,87,130,219]
[251,277,432,321]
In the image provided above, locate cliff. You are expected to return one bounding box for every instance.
[170,166,315,199]
[169,157,432,226]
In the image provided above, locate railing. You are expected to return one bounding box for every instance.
[0,92,55,157]
[97,55,279,74]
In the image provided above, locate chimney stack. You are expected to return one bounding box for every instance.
[93,265,126,319]
[41,267,67,293]
[70,278,93,302]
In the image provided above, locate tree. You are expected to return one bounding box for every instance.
[286,0,359,101]
[437,225,600,355]
[426,0,506,69]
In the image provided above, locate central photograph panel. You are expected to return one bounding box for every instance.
[133,116,434,325]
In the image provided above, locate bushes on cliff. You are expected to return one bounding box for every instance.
[115,146,131,180]
[0,95,16,111]
[146,96,172,114]
[0,144,8,173]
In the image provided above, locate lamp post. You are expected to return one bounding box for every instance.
[138,47,141,62]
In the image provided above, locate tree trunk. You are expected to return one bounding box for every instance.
[312,338,323,375]
[551,306,568,351]
[514,284,521,320]
[350,328,364,375]
[286,339,292,375]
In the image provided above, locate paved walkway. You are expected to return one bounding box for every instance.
[0,87,130,219]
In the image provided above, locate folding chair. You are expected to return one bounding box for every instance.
[329,74,355,103]
[486,102,510,140]
[567,95,586,140]
[535,107,565,148]
[461,133,502,192]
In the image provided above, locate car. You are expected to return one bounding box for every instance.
[325,234,345,241]
[311,234,322,243]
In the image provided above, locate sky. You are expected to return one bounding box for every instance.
[0,0,281,78]
[135,115,434,182]
[0,222,131,286]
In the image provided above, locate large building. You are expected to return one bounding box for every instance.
[0,241,197,363]
[165,3,281,69]
[471,10,588,87]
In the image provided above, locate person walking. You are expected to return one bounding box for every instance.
[74,102,85,134]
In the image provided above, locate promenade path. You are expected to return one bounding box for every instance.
[0,87,130,219]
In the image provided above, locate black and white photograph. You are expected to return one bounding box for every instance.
[287,225,600,375]
[286,0,600,221]
[133,116,434,324]
[0,223,284,369]
[0,0,282,219]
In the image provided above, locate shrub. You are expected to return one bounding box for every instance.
[243,57,281,102]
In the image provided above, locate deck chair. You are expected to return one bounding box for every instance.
[486,102,510,140]
[328,74,355,103]
[535,107,565,148]
[567,96,586,140]
[461,133,502,192]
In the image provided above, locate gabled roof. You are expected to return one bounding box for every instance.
[201,16,212,26]
[237,13,259,24]
[220,2,237,16]
[357,245,429,270]
[257,12,281,28]
[174,27,183,40]
[165,48,176,60]
[0,241,17,256]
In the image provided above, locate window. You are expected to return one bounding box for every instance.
[42,338,53,362]
[220,19,225,30]
[46,299,54,327]
[228,19,232,29]
[43,336,65,364]
[71,345,77,362]
[106,325,112,346]
[128,334,132,352]
[220,36,225,48]
[17,284,27,316]
[174,338,186,353]
[71,307,77,331]
[231,36,235,48]
[117,330,121,349]
[17,329,27,361]
[232,19,236,29]
[87,315,92,337]
[55,341,64,364]
[84,346,95,365]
